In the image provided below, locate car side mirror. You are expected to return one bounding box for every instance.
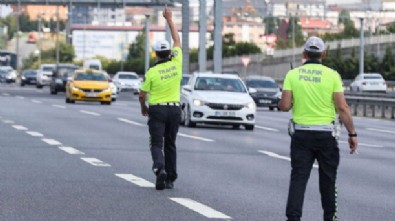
[248,87,257,94]
[182,85,192,92]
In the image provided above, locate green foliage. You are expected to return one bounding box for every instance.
[22,42,75,69]
[264,16,280,35]
[380,47,395,80]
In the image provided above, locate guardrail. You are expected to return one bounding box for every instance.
[346,96,395,119]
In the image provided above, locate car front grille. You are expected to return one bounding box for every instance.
[81,89,103,93]
[206,103,244,110]
[207,116,243,121]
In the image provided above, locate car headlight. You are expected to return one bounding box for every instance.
[72,86,81,91]
[245,102,256,109]
[193,99,205,106]
[21,76,26,80]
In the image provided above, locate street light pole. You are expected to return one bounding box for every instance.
[292,16,295,65]
[359,17,365,75]
[144,14,150,72]
[56,5,60,68]
[16,0,21,70]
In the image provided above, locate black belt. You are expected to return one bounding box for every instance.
[150,102,180,106]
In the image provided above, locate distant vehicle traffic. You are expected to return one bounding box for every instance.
[83,59,102,70]
[27,32,37,44]
[181,72,256,130]
[50,64,80,94]
[0,66,17,83]
[245,75,282,111]
[36,64,56,88]
[20,69,38,86]
[65,69,112,105]
[350,73,387,93]
[112,71,141,94]
[0,51,17,70]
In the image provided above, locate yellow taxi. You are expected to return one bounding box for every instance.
[65,69,112,105]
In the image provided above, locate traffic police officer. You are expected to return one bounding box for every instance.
[279,36,358,221]
[139,6,182,190]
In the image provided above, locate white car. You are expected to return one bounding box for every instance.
[181,72,256,130]
[36,64,56,88]
[103,71,119,101]
[350,73,387,93]
[0,66,17,83]
[113,71,142,94]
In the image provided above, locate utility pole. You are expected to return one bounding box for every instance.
[38,14,42,67]
[359,17,365,75]
[145,14,150,72]
[56,5,60,68]
[213,0,223,73]
[121,0,126,71]
[16,0,21,70]
[182,0,190,74]
[198,0,207,72]
[292,16,295,65]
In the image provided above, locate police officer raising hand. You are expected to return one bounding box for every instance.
[139,6,182,191]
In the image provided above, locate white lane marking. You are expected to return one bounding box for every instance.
[3,120,15,124]
[81,158,111,167]
[52,104,66,109]
[170,198,232,219]
[255,125,280,132]
[366,128,395,134]
[31,99,42,104]
[80,110,101,116]
[258,150,318,169]
[42,138,62,146]
[16,96,25,99]
[115,174,155,188]
[12,125,28,130]
[339,140,383,148]
[178,133,215,142]
[26,131,44,137]
[59,146,85,155]
[2,93,10,96]
[117,117,145,127]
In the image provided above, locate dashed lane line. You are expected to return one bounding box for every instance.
[3,120,15,124]
[26,131,44,137]
[255,125,280,132]
[1,93,10,96]
[117,117,145,127]
[12,125,28,130]
[170,198,232,220]
[258,150,318,169]
[339,140,383,148]
[80,158,111,167]
[59,146,85,155]
[80,110,101,116]
[366,128,395,135]
[42,138,62,146]
[16,96,24,99]
[31,99,42,104]
[115,174,155,188]
[178,133,215,142]
[52,104,66,109]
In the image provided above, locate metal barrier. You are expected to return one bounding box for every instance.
[346,96,395,119]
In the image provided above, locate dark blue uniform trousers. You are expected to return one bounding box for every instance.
[286,130,340,221]
[148,105,181,182]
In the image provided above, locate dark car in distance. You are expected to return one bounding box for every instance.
[245,76,282,111]
[20,69,38,86]
[50,64,80,95]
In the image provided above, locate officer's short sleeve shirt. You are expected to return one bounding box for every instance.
[140,47,183,104]
[283,63,343,125]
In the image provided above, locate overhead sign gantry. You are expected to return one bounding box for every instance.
[1,0,174,6]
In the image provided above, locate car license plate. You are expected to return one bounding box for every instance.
[85,92,98,97]
[370,82,379,85]
[259,99,271,104]
[215,111,236,117]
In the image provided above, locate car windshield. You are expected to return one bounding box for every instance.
[89,65,100,70]
[364,75,382,80]
[119,74,138,79]
[23,71,37,76]
[74,73,107,81]
[194,77,246,93]
[246,79,278,89]
[43,66,54,72]
[181,76,190,86]
[58,67,78,78]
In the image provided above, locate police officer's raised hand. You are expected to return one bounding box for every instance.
[349,137,358,154]
[163,5,172,20]
[141,105,148,117]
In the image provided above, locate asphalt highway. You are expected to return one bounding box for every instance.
[1,84,394,221]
